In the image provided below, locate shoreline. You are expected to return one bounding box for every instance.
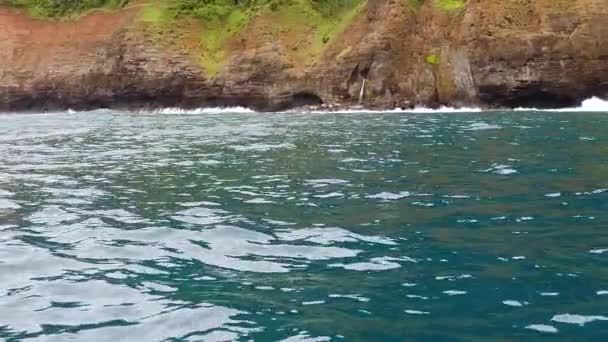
[2,96,607,115]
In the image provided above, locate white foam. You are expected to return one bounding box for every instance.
[328,294,370,302]
[366,191,412,200]
[443,290,467,296]
[515,97,608,112]
[244,198,275,204]
[313,192,344,199]
[329,256,415,271]
[551,313,608,325]
[435,274,473,281]
[406,294,429,300]
[405,309,430,315]
[0,198,20,210]
[0,189,15,197]
[153,106,255,114]
[545,193,562,198]
[231,142,295,152]
[525,324,558,334]
[305,179,350,186]
[496,168,518,175]
[309,106,482,114]
[277,227,397,245]
[465,122,502,130]
[302,300,326,305]
[589,248,608,254]
[282,332,331,342]
[503,300,526,307]
[481,164,518,175]
[443,195,471,199]
[254,286,275,291]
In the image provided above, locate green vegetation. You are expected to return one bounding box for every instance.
[6,0,129,18]
[425,53,439,65]
[3,0,366,75]
[403,0,466,11]
[433,0,465,11]
[134,0,365,75]
[404,0,424,10]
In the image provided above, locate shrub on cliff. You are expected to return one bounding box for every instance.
[8,0,129,17]
[4,0,363,19]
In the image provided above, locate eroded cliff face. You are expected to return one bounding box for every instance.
[1,0,607,111]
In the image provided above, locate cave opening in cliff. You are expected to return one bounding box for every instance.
[480,84,579,109]
[288,91,323,108]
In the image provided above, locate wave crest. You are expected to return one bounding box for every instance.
[153,107,255,114]
[515,97,608,112]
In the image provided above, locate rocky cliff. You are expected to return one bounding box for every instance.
[1,0,608,111]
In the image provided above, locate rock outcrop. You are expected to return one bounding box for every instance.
[1,0,607,111]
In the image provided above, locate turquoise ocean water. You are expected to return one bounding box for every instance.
[0,110,607,340]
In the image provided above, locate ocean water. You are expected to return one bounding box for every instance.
[0,109,607,341]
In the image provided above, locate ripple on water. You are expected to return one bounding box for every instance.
[366,191,412,200]
[282,332,331,342]
[464,122,502,131]
[313,192,344,199]
[176,225,365,273]
[305,179,350,187]
[27,206,80,225]
[231,142,296,152]
[329,256,416,271]
[328,294,370,302]
[0,198,20,210]
[171,207,230,225]
[276,227,397,245]
[2,111,608,340]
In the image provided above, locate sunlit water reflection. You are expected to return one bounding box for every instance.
[1,111,607,340]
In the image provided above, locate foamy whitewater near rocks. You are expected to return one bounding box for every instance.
[139,96,608,116]
[153,107,255,115]
[515,97,608,112]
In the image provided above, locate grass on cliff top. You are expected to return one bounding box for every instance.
[5,0,130,18]
[270,0,366,66]
[3,0,367,76]
[137,0,366,76]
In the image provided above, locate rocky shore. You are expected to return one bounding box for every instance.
[1,0,608,112]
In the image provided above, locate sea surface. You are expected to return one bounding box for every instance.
[0,109,607,341]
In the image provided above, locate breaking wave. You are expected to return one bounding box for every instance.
[153,106,255,114]
[4,97,606,116]
[515,97,608,112]
[309,106,483,114]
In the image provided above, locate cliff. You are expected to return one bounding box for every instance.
[1,0,608,111]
